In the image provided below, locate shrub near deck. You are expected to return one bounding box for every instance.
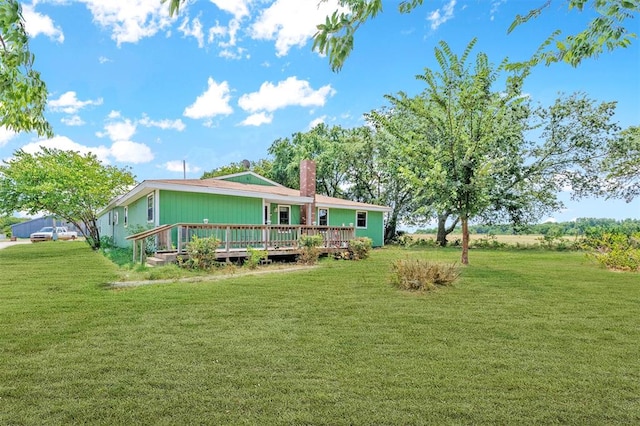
[0,243,639,424]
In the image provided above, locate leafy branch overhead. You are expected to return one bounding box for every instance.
[312,0,639,71]
[0,0,52,137]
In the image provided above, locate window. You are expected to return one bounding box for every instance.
[147,193,154,222]
[318,208,328,226]
[356,211,367,228]
[124,206,128,228]
[113,211,119,225]
[278,205,290,225]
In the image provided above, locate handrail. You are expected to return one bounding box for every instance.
[127,223,355,263]
[125,224,172,240]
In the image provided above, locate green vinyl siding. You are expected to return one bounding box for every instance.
[217,174,276,186]
[327,208,384,247]
[159,190,262,225]
[97,206,130,248]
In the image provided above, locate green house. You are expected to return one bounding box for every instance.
[98,160,391,252]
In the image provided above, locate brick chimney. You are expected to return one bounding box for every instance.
[300,159,316,225]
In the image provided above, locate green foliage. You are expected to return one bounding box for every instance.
[313,0,639,71]
[0,0,52,137]
[180,236,221,271]
[390,258,460,291]
[470,234,507,250]
[602,126,640,202]
[0,148,136,250]
[583,230,640,271]
[509,0,639,67]
[200,159,273,180]
[348,236,372,260]
[245,246,268,269]
[0,215,25,236]
[298,234,324,264]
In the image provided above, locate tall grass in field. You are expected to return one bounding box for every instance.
[1,242,638,424]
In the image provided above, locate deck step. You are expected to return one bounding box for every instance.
[146,256,167,267]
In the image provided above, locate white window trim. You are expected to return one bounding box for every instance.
[277,205,291,225]
[113,211,119,226]
[123,206,129,228]
[356,211,367,229]
[318,208,329,226]
[147,193,155,223]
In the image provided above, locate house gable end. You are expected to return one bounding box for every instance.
[209,171,284,187]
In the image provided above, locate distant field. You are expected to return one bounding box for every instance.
[412,233,577,245]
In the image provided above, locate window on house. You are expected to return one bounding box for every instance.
[278,205,290,225]
[113,211,119,225]
[318,208,328,226]
[356,211,367,228]
[124,206,128,228]
[147,193,154,222]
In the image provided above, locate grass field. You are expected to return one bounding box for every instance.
[411,233,577,246]
[1,242,638,424]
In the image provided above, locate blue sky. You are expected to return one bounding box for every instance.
[3,0,639,222]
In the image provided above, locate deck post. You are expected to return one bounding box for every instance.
[132,239,137,262]
[225,226,230,253]
[177,225,182,253]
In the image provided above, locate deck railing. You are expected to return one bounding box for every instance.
[127,223,355,262]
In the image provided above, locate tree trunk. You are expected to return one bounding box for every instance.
[461,215,469,265]
[436,213,448,246]
[436,212,459,247]
[384,214,398,244]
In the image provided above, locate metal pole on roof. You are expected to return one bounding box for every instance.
[183,160,186,179]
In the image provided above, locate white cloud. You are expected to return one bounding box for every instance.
[240,112,273,126]
[110,140,154,163]
[22,4,64,43]
[76,0,174,45]
[250,0,347,56]
[238,76,335,113]
[163,160,202,173]
[107,110,121,119]
[427,0,456,31]
[97,119,137,141]
[0,127,17,147]
[19,135,154,165]
[61,115,85,126]
[139,115,186,131]
[21,136,112,163]
[184,77,234,119]
[98,56,112,64]
[308,116,326,130]
[49,91,103,114]
[178,17,204,48]
[209,0,250,20]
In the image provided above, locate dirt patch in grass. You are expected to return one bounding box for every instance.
[109,264,318,288]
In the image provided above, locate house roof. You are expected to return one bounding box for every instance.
[101,175,391,214]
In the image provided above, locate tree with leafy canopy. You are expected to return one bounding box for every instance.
[0,0,52,137]
[601,126,640,202]
[200,159,273,180]
[311,0,639,71]
[268,123,353,198]
[383,41,618,262]
[0,148,136,249]
[383,39,534,264]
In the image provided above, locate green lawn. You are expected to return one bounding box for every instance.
[1,242,638,424]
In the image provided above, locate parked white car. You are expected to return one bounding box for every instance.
[30,227,78,242]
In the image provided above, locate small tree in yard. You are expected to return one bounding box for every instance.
[0,148,135,249]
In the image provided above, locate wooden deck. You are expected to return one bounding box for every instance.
[127,223,355,263]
